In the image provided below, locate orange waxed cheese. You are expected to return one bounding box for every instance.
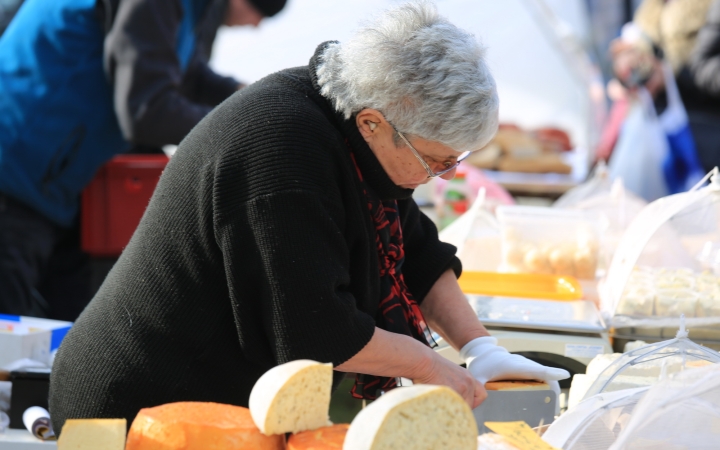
[287,424,349,450]
[125,402,286,450]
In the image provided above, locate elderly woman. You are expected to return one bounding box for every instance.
[49,1,568,430]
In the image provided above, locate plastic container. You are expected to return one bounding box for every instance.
[458,271,583,301]
[81,154,168,257]
[0,315,72,367]
[496,205,605,280]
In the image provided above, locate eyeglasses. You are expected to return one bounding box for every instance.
[394,128,471,178]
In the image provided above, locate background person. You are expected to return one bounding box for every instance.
[0,0,286,321]
[49,1,569,432]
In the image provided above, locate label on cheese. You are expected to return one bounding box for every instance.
[484,421,559,450]
[564,344,604,359]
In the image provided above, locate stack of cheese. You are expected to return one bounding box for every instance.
[56,358,479,449]
[616,267,720,319]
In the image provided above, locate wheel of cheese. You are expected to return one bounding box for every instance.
[343,385,477,450]
[57,418,126,450]
[125,402,285,450]
[287,424,349,450]
[485,380,550,391]
[249,360,333,435]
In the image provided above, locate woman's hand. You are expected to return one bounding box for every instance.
[460,336,570,385]
[335,327,487,408]
[412,350,487,409]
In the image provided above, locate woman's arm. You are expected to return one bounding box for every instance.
[420,268,490,351]
[335,327,486,408]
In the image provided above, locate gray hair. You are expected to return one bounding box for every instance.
[316,1,499,153]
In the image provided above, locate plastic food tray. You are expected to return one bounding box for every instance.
[458,271,583,301]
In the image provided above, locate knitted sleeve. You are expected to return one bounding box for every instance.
[214,188,376,367]
[398,198,462,304]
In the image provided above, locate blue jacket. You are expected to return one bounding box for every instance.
[0,0,235,227]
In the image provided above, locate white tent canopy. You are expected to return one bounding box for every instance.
[210,0,604,153]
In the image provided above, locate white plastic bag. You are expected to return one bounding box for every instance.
[609,88,669,202]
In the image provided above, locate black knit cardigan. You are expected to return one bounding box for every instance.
[49,44,461,430]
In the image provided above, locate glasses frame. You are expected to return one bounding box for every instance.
[393,128,470,178]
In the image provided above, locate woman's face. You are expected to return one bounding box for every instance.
[356,109,463,189]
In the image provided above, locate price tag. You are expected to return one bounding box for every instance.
[484,421,559,450]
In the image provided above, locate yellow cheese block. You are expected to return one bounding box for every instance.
[57,418,126,450]
[126,402,285,450]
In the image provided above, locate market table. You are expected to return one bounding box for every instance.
[0,429,55,449]
[484,170,581,198]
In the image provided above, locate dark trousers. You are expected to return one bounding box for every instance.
[0,194,92,321]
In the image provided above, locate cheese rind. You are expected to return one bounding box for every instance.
[485,380,550,391]
[288,424,349,449]
[249,360,333,435]
[343,385,477,450]
[125,401,284,450]
[57,418,126,450]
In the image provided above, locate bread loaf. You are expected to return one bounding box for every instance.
[249,360,333,435]
[343,385,476,450]
[287,424,349,450]
[57,418,126,450]
[125,402,284,450]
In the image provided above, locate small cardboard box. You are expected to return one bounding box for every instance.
[0,314,72,368]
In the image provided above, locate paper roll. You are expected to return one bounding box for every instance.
[22,406,55,440]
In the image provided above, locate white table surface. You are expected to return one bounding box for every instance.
[0,430,56,449]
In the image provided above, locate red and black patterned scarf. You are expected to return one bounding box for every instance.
[347,149,433,400]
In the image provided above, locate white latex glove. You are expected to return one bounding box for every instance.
[460,336,570,400]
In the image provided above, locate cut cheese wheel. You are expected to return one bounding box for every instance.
[57,418,126,450]
[485,380,550,391]
[250,360,333,435]
[125,402,284,450]
[343,385,476,450]
[287,424,349,450]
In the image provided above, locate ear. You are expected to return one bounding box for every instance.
[355,108,389,142]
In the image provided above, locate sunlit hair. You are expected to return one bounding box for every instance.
[316,0,499,153]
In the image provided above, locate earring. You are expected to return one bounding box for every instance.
[369,122,377,131]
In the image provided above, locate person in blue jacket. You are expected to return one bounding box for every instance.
[0,0,286,321]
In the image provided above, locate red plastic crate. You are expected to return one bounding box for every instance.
[81,154,169,257]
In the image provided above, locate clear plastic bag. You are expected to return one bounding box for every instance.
[439,188,504,272]
[555,163,648,274]
[608,88,670,202]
